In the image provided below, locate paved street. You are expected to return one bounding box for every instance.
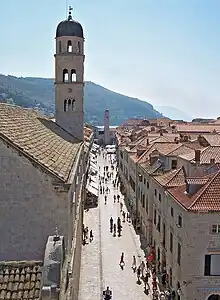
[79,151,152,300]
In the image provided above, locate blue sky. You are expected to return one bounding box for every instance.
[1,0,220,118]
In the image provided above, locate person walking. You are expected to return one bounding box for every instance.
[131,255,136,272]
[89,230,94,242]
[119,252,125,269]
[140,260,145,277]
[137,266,141,282]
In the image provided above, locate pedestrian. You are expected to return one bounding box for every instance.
[119,252,125,269]
[120,201,123,212]
[143,272,149,293]
[89,230,93,242]
[122,211,126,222]
[131,255,136,272]
[140,261,145,277]
[137,266,141,282]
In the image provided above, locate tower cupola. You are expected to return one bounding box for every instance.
[56,9,84,38]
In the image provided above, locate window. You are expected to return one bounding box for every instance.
[145,196,148,213]
[169,268,172,286]
[64,99,67,112]
[67,40,72,52]
[177,243,181,265]
[204,254,220,276]
[77,41,81,53]
[147,182,149,189]
[154,189,157,197]
[162,223,166,247]
[142,194,145,209]
[157,215,161,232]
[68,99,71,110]
[71,99,75,111]
[169,232,173,252]
[178,215,182,227]
[171,160,177,169]
[159,193,161,202]
[63,69,69,82]
[212,225,220,234]
[58,41,62,53]
[154,209,157,225]
[144,178,146,184]
[71,69,76,82]
[171,207,174,217]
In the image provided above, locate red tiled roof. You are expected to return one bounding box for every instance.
[168,170,220,211]
[199,146,220,164]
[154,168,185,187]
[177,124,220,133]
[201,134,220,146]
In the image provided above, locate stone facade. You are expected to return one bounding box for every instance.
[116,124,220,300]
[0,140,69,260]
[55,35,84,141]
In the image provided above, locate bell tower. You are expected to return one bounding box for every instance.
[55,7,84,141]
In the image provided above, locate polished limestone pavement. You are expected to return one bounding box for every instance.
[79,152,152,300]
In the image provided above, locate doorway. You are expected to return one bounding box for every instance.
[208,295,220,300]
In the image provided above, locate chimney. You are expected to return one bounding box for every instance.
[195,149,201,164]
[210,158,215,164]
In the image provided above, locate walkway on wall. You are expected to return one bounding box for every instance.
[78,152,152,300]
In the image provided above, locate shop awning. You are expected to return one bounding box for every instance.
[86,185,98,197]
[89,175,98,184]
[90,161,97,170]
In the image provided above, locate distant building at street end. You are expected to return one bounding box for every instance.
[94,125,117,145]
[104,109,110,145]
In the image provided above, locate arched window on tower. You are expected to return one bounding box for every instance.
[71,69,76,82]
[72,99,75,111]
[63,69,69,82]
[67,40,72,52]
[68,99,71,110]
[58,41,62,53]
[64,99,67,112]
[77,41,81,54]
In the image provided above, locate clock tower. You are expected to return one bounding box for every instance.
[55,7,84,141]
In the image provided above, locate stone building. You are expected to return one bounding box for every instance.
[116,121,220,300]
[0,7,91,300]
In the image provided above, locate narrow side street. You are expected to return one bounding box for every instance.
[79,150,152,300]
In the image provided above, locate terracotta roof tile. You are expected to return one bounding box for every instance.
[199,146,220,164]
[177,124,220,133]
[154,168,185,187]
[0,261,42,300]
[140,160,162,175]
[201,134,220,146]
[168,171,220,211]
[168,145,193,156]
[0,104,81,182]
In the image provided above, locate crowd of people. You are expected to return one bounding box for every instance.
[85,146,172,300]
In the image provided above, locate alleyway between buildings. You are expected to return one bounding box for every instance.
[78,151,152,300]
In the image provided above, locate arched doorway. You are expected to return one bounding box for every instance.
[208,295,220,300]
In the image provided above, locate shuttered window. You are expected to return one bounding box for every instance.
[204,255,211,276]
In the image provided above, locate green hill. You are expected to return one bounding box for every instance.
[0,74,162,125]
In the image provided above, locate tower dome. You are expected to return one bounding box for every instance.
[56,10,84,38]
